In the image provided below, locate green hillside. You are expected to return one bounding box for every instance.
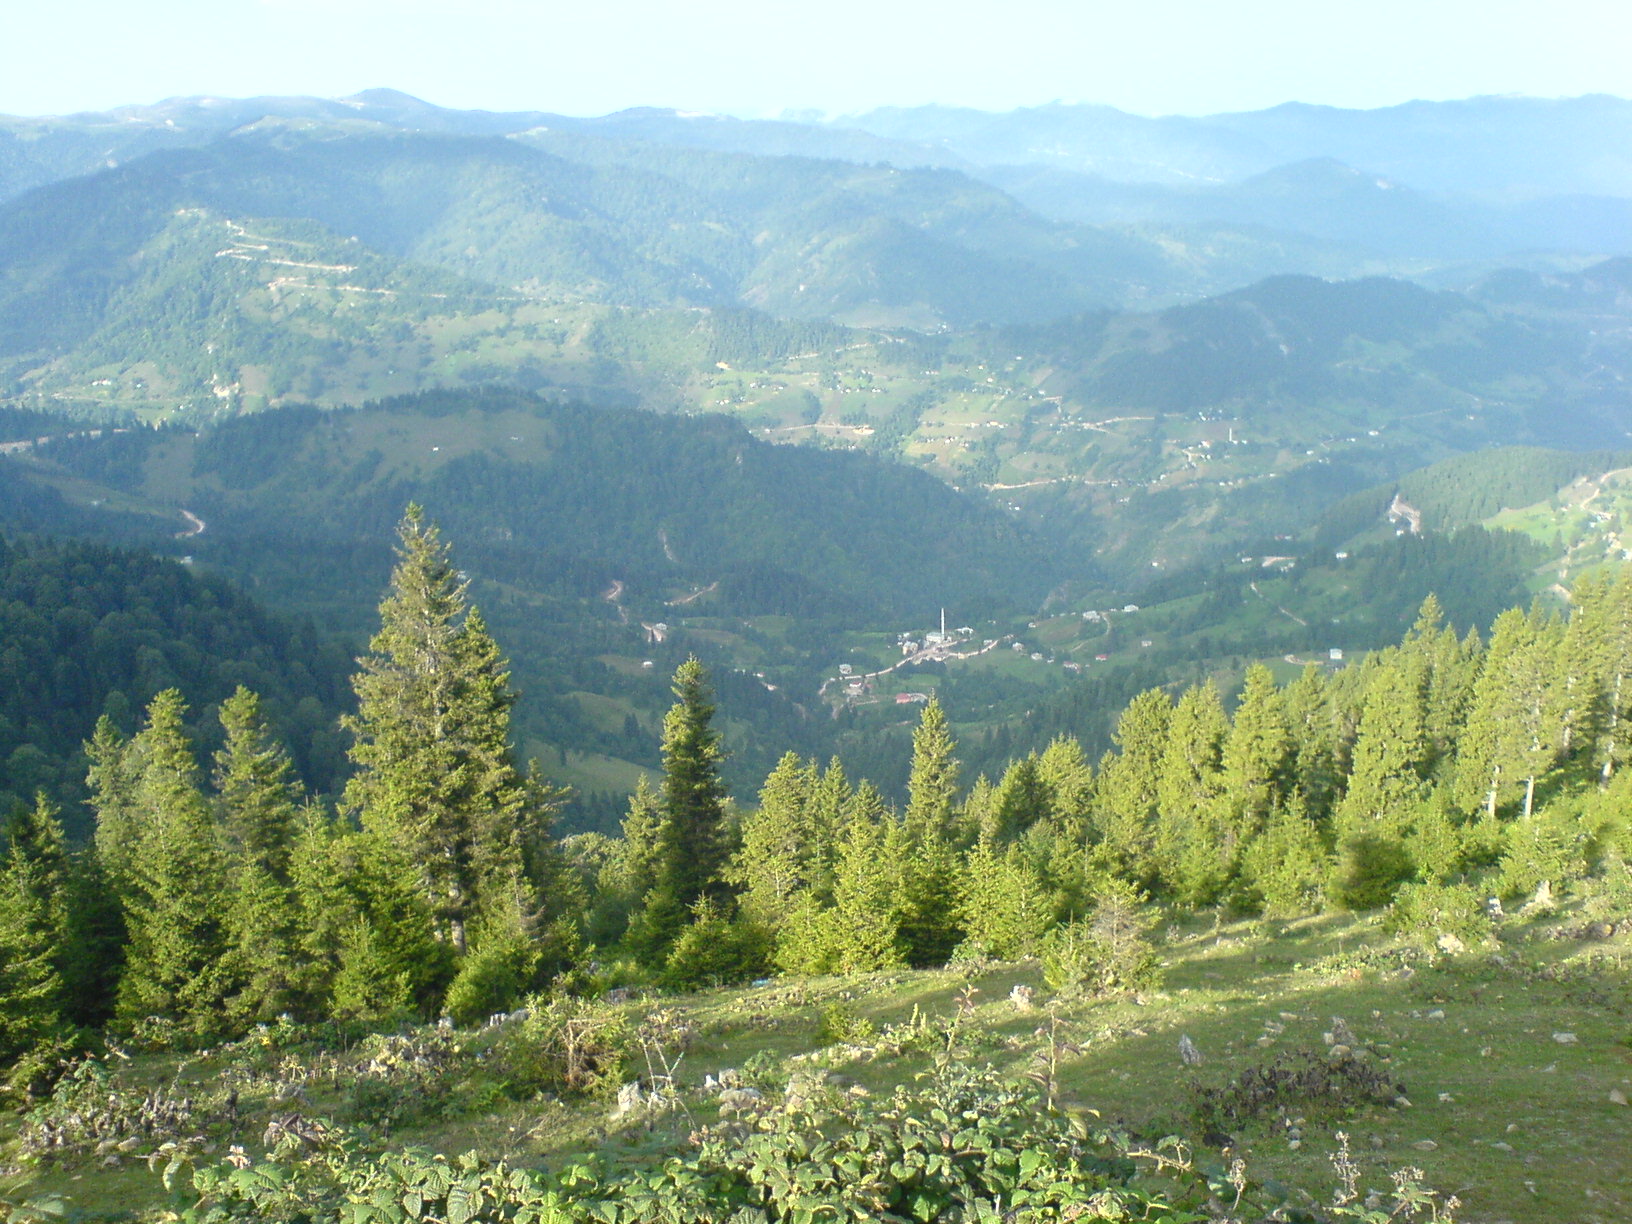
[0,533,352,824]
[4,387,1071,816]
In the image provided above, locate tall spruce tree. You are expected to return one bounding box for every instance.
[1091,688,1172,880]
[1336,660,1430,836]
[904,698,960,841]
[0,796,75,1098]
[631,657,731,957]
[342,507,544,959]
[1453,608,1561,820]
[1219,664,1291,857]
[113,690,231,1031]
[896,699,964,965]
[1152,683,1230,905]
[214,689,305,1024]
[821,783,903,972]
[736,752,819,927]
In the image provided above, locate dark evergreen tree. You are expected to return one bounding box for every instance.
[631,657,731,958]
[1091,687,1171,881]
[112,690,232,1032]
[342,508,547,960]
[0,796,76,1099]
[895,699,965,966]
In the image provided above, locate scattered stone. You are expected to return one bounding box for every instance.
[1394,1095,1412,1108]
[1491,1142,1515,1152]
[1287,1138,1302,1150]
[1436,932,1466,954]
[1368,1135,1385,1149]
[1521,880,1554,916]
[604,987,635,1004]
[1279,1011,1299,1021]
[1412,1139,1439,1152]
[1328,1044,1353,1060]
[1486,897,1504,919]
[613,1081,645,1118]
[1009,984,1035,1012]
[1480,1046,1493,1057]
[1256,1036,1276,1047]
[1610,1089,1628,1107]
[1587,922,1617,940]
[1178,1034,1203,1066]
[1437,1093,1455,1103]
[703,1069,742,1093]
[1553,1032,1579,1045]
[1330,1016,1356,1045]
[1426,1009,1446,1021]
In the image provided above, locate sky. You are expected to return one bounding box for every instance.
[5,0,1630,119]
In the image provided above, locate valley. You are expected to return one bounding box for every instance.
[2,82,1632,1224]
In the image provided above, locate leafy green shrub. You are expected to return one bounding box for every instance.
[19,1059,224,1163]
[1385,881,1494,953]
[484,998,632,1100]
[340,1029,464,1129]
[816,1001,877,1047]
[174,1063,1462,1224]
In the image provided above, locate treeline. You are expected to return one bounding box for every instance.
[574,581,1632,988]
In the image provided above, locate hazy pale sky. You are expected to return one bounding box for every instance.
[6,0,1629,119]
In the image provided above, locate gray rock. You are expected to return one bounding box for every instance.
[613,1081,645,1118]
[1178,1034,1202,1066]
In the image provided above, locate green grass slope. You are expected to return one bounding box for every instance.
[3,902,1627,1222]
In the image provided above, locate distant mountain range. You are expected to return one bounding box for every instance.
[2,88,1630,597]
[3,90,1627,293]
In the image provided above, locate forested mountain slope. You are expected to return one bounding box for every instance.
[4,387,1066,811]
[0,534,351,823]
